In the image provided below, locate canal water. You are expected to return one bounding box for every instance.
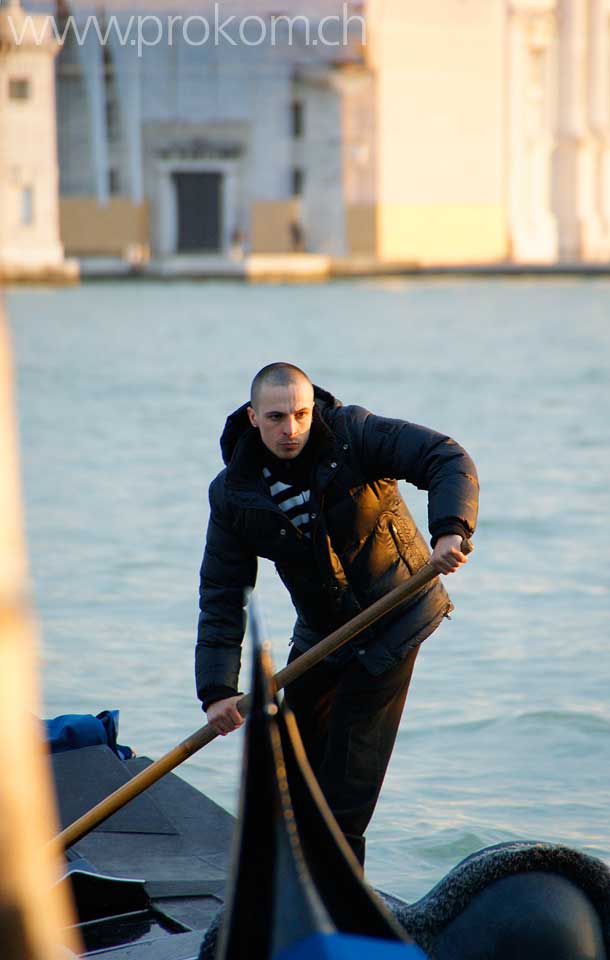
[6,276,610,904]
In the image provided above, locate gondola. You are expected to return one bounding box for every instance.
[199,602,610,960]
[205,597,425,959]
[52,597,610,960]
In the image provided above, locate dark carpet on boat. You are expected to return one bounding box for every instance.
[52,745,236,958]
[51,749,610,959]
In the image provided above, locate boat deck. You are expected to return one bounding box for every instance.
[52,745,234,959]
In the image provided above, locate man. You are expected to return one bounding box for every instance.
[196,363,478,866]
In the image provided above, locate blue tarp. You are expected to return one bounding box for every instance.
[275,932,428,960]
[44,710,134,760]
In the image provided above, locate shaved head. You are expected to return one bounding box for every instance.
[250,362,312,411]
[248,363,314,459]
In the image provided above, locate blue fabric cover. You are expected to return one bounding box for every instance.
[275,932,427,960]
[44,710,134,760]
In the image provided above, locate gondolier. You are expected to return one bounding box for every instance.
[196,362,479,866]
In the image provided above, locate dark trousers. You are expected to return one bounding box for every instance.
[284,643,420,867]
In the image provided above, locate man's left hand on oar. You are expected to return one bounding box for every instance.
[430,534,470,575]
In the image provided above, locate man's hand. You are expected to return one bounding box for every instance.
[206,696,245,736]
[430,534,469,575]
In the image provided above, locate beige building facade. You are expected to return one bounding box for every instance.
[0,0,75,280]
[366,0,610,264]
[367,0,507,264]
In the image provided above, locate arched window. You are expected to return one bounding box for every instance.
[102,37,122,195]
[54,0,95,195]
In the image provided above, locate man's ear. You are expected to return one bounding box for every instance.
[246,405,258,429]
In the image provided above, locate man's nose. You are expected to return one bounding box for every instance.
[284,416,298,436]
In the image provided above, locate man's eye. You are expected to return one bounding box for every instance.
[296,412,308,420]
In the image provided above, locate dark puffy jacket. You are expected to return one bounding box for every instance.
[196,387,479,706]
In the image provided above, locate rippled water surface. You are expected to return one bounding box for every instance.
[6,277,610,903]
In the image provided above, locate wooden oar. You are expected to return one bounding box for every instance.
[51,540,472,855]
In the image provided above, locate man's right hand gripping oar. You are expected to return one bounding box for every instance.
[206,695,245,736]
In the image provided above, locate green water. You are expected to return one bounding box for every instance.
[7,277,610,902]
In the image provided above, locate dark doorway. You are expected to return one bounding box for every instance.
[173,172,222,252]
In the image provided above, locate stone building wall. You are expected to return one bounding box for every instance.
[366,0,508,264]
[367,0,610,265]
[52,12,351,259]
[0,1,75,279]
[10,0,610,267]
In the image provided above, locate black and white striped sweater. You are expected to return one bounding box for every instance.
[262,462,312,537]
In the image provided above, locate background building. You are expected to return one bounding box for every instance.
[51,0,369,265]
[3,0,610,270]
[366,0,610,265]
[0,0,75,280]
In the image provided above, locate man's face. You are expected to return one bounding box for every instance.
[247,380,314,459]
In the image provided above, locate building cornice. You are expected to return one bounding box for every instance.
[0,3,60,53]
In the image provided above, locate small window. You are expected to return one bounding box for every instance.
[9,77,31,101]
[106,99,120,143]
[21,186,34,226]
[291,100,304,138]
[291,168,304,196]
[108,168,120,195]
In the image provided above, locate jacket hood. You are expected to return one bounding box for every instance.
[219,384,340,467]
